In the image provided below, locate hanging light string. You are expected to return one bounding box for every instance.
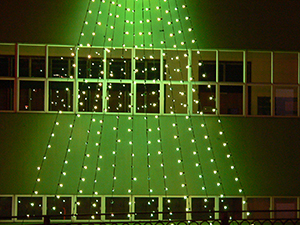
[54,114,79,197]
[77,0,93,46]
[180,0,246,199]
[32,112,60,195]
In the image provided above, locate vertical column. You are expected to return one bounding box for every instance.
[215,50,220,115]
[132,48,136,114]
[243,51,247,116]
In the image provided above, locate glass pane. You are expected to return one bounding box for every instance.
[78,48,104,79]
[219,51,243,82]
[274,198,297,219]
[48,47,75,78]
[248,86,271,116]
[76,197,101,220]
[274,53,298,84]
[19,81,44,111]
[165,84,187,114]
[0,45,15,77]
[192,50,216,81]
[219,198,242,220]
[107,83,131,112]
[164,50,188,81]
[0,56,14,77]
[247,52,271,83]
[0,80,14,110]
[17,197,42,220]
[134,197,159,220]
[247,198,270,219]
[107,49,131,79]
[193,85,216,114]
[163,197,186,220]
[49,82,73,111]
[105,197,129,220]
[47,196,71,220]
[275,87,298,116]
[0,197,12,219]
[78,82,102,112]
[191,198,215,220]
[136,84,159,113]
[136,49,160,80]
[220,86,243,115]
[19,46,46,78]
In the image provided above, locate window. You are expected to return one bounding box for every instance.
[274,198,297,219]
[136,49,161,80]
[193,85,216,114]
[193,50,216,81]
[76,197,101,220]
[78,82,102,112]
[0,197,12,220]
[49,57,74,78]
[17,196,42,220]
[219,198,242,220]
[19,57,45,77]
[219,51,244,82]
[163,197,186,220]
[78,58,104,79]
[248,86,271,116]
[165,84,187,114]
[275,87,298,116]
[274,53,298,84]
[134,197,159,220]
[0,56,14,77]
[136,84,160,113]
[107,49,131,79]
[220,86,243,114]
[49,82,73,111]
[247,52,271,83]
[107,83,131,112]
[105,197,129,220]
[47,196,71,220]
[247,198,270,219]
[0,80,14,110]
[164,50,188,81]
[191,197,215,220]
[19,81,44,111]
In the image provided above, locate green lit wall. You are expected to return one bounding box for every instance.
[0,113,299,197]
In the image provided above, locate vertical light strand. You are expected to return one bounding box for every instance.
[77,0,93,46]
[32,112,60,195]
[55,114,79,197]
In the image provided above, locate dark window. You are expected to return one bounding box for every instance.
[199,61,216,81]
[19,57,45,77]
[136,59,160,80]
[275,97,297,116]
[49,57,74,78]
[134,197,159,220]
[274,198,297,219]
[0,197,12,219]
[220,86,243,114]
[191,198,215,220]
[19,81,44,111]
[136,84,159,113]
[107,59,131,79]
[0,80,14,110]
[105,197,129,220]
[78,82,102,112]
[219,198,242,220]
[0,56,14,77]
[107,83,131,112]
[76,197,101,220]
[49,82,73,111]
[247,198,270,219]
[193,85,216,114]
[163,197,186,220]
[47,196,71,220]
[78,58,103,79]
[17,197,42,220]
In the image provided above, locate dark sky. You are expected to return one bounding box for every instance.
[0,0,300,51]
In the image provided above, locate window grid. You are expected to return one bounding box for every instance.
[1,195,300,221]
[0,44,299,117]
